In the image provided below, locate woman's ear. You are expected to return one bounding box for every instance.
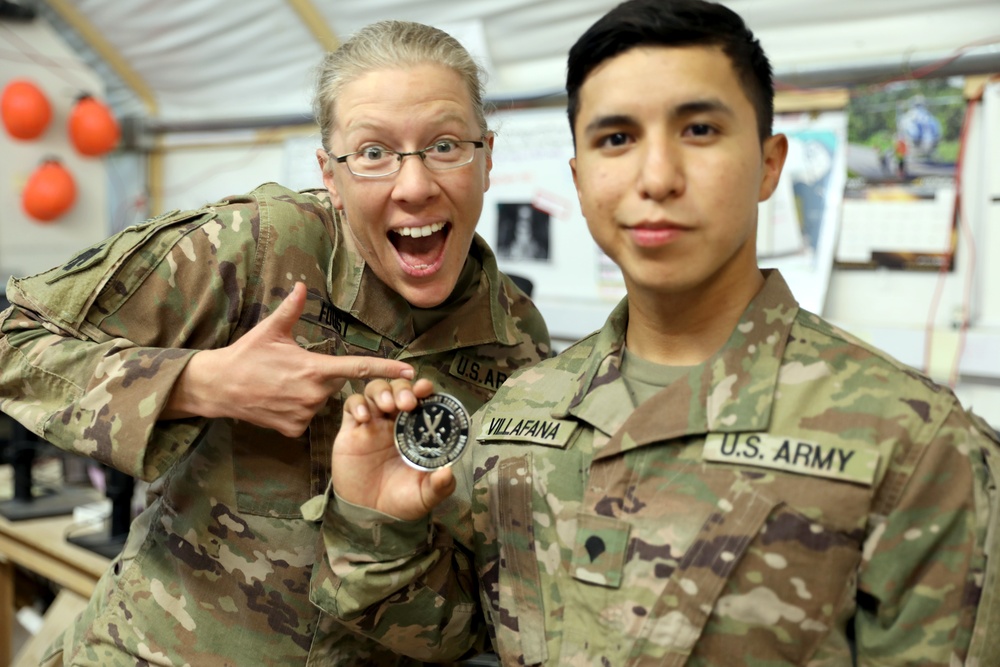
[317,148,344,209]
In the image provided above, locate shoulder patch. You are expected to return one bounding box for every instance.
[8,209,211,334]
[477,413,577,448]
[703,433,879,486]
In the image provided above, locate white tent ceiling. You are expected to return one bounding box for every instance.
[8,0,1000,126]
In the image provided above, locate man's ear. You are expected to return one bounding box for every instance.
[570,155,580,201]
[758,133,788,202]
[317,148,343,209]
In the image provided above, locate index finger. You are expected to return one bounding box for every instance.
[321,355,414,381]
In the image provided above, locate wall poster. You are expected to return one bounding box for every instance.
[838,77,966,271]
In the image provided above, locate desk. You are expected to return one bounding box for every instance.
[0,496,109,664]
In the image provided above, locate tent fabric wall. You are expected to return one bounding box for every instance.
[24,0,1000,125]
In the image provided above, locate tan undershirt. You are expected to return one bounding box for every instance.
[620,347,696,407]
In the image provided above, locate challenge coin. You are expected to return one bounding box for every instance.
[394,393,471,471]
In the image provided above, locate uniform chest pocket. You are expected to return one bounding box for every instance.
[686,472,869,665]
[561,483,780,666]
[560,458,869,667]
[231,338,344,518]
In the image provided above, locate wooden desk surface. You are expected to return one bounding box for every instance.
[0,462,110,664]
[0,463,110,598]
[0,500,111,599]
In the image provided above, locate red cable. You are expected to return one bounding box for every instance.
[924,94,977,386]
[948,94,983,387]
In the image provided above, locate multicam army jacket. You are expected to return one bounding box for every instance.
[313,270,1000,666]
[0,183,550,666]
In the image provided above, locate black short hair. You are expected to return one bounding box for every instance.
[566,0,774,143]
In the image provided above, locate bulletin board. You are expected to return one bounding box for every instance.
[480,108,600,299]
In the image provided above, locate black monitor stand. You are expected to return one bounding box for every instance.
[0,421,95,521]
[66,466,134,558]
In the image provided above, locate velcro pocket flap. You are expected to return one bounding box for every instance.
[7,209,210,336]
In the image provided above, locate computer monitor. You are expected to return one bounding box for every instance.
[0,416,96,521]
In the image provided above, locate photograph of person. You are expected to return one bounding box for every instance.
[496,201,551,262]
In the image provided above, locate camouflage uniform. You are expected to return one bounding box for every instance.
[0,182,550,666]
[312,269,1000,666]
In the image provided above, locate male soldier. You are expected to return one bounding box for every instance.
[0,20,549,667]
[311,1,1000,665]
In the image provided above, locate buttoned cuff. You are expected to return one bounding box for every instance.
[305,484,432,560]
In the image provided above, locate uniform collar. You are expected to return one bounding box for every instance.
[327,209,521,353]
[551,297,633,437]
[555,270,800,460]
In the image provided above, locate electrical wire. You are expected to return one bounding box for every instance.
[947,88,989,387]
[0,23,93,94]
[904,36,1000,82]
[155,138,271,205]
[774,35,1000,98]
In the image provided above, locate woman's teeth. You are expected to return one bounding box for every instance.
[393,222,445,238]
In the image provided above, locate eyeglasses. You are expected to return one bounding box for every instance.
[332,139,485,178]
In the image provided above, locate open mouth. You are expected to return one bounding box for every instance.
[389,222,451,275]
